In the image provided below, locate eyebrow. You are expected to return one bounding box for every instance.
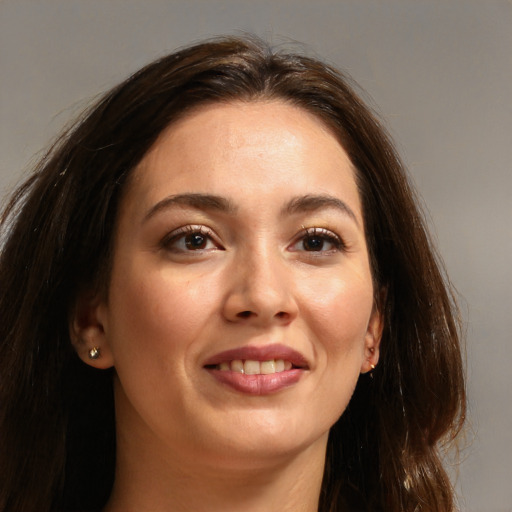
[143,192,358,226]
[143,193,238,223]
[282,194,359,226]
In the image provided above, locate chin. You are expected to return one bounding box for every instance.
[190,412,329,468]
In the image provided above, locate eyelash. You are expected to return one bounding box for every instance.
[160,225,345,255]
[160,225,223,253]
[290,227,345,253]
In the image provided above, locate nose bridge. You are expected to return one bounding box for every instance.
[246,242,284,299]
[223,236,297,323]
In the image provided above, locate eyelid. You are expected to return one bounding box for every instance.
[160,224,223,252]
[289,227,346,253]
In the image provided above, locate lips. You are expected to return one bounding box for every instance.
[203,344,309,395]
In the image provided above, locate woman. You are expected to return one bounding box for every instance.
[0,36,465,512]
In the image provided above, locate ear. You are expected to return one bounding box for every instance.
[69,290,114,370]
[360,303,384,374]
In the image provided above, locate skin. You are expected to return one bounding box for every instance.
[72,101,382,512]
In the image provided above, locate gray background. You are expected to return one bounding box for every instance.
[1,1,511,510]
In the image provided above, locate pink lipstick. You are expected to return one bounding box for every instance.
[203,344,309,395]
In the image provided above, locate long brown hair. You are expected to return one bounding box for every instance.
[0,36,465,512]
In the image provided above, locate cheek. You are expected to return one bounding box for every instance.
[106,265,221,361]
[300,268,374,419]
[302,270,374,351]
[104,266,224,423]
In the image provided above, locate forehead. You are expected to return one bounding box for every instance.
[148,99,346,157]
[124,100,361,220]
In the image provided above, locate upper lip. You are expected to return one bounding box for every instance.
[203,343,309,369]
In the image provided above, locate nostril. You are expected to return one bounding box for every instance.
[237,311,252,318]
[276,311,288,318]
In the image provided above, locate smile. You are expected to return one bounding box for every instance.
[213,359,294,374]
[203,344,309,395]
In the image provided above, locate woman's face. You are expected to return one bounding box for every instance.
[82,101,381,468]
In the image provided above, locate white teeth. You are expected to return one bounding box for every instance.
[231,360,244,373]
[244,360,260,375]
[275,359,285,372]
[216,358,295,374]
[260,360,275,374]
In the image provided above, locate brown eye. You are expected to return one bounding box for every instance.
[289,227,345,254]
[302,235,326,251]
[185,232,208,250]
[162,225,222,253]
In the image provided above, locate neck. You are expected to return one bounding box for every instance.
[103,425,327,512]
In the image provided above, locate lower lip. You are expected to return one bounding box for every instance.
[206,369,304,395]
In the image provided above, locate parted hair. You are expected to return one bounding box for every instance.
[0,36,465,512]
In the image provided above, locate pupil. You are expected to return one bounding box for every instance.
[304,236,324,251]
[185,233,206,249]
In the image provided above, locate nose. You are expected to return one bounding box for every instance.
[221,247,299,326]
